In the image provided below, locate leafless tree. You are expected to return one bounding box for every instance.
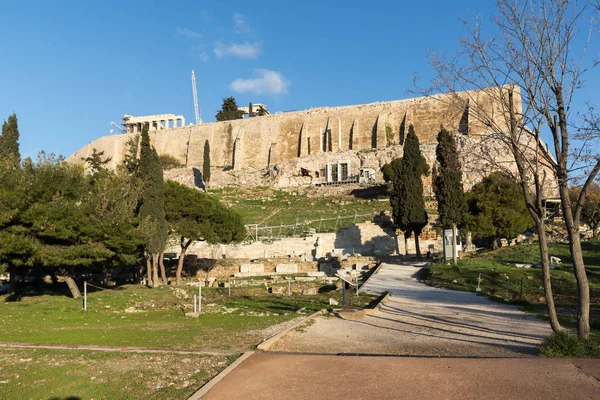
[418,0,600,338]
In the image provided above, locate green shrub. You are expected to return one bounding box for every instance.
[158,154,184,170]
[538,331,600,357]
[385,125,394,146]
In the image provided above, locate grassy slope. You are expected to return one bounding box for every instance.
[209,186,390,231]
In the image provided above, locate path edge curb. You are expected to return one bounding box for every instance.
[364,291,392,315]
[256,309,328,351]
[188,351,255,400]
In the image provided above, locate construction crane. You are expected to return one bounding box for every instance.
[110,121,125,134]
[191,70,202,124]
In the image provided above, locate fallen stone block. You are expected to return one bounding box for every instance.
[240,263,265,274]
[275,263,298,274]
[270,286,286,295]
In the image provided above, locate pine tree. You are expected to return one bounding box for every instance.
[215,97,245,121]
[0,114,21,165]
[82,148,112,185]
[165,181,246,285]
[203,140,211,183]
[389,125,429,257]
[137,128,168,287]
[434,128,466,264]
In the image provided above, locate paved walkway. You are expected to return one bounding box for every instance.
[270,262,552,356]
[201,353,600,400]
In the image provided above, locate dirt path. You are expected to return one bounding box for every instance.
[271,262,552,356]
[200,353,600,400]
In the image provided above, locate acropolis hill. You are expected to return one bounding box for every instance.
[67,87,557,197]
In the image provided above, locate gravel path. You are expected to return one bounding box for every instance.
[271,262,552,356]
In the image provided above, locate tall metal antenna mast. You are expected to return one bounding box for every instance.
[191,70,202,124]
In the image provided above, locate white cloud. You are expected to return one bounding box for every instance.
[176,27,201,38]
[199,51,210,62]
[230,69,289,95]
[214,41,260,59]
[233,13,251,34]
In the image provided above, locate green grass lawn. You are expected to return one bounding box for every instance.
[426,240,600,340]
[0,283,376,399]
[0,348,232,400]
[427,240,600,302]
[0,283,372,350]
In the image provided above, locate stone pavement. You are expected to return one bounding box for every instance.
[200,353,600,400]
[270,262,552,356]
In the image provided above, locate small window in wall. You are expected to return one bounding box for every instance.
[340,163,349,180]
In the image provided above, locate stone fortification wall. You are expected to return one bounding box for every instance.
[67,89,506,172]
[68,87,556,198]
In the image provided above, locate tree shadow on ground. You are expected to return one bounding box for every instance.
[48,397,81,400]
[349,185,388,200]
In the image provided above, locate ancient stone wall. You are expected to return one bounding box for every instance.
[68,87,557,198]
[67,89,506,172]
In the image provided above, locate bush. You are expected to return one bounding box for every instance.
[538,331,600,357]
[158,154,184,170]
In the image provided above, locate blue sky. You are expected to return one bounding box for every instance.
[1,1,598,159]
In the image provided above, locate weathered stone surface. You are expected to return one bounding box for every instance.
[295,277,317,282]
[240,263,265,274]
[67,88,557,198]
[270,286,286,295]
[275,263,298,274]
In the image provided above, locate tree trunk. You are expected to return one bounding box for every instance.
[8,268,16,293]
[452,223,458,265]
[152,253,159,288]
[146,257,153,287]
[558,180,590,339]
[536,220,562,333]
[65,277,81,299]
[414,233,421,258]
[49,270,58,287]
[176,238,193,286]
[159,252,167,285]
[176,250,186,286]
[568,231,590,339]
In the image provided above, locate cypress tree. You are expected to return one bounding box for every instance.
[0,114,21,165]
[137,128,168,287]
[390,125,429,257]
[434,128,466,264]
[203,140,211,183]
